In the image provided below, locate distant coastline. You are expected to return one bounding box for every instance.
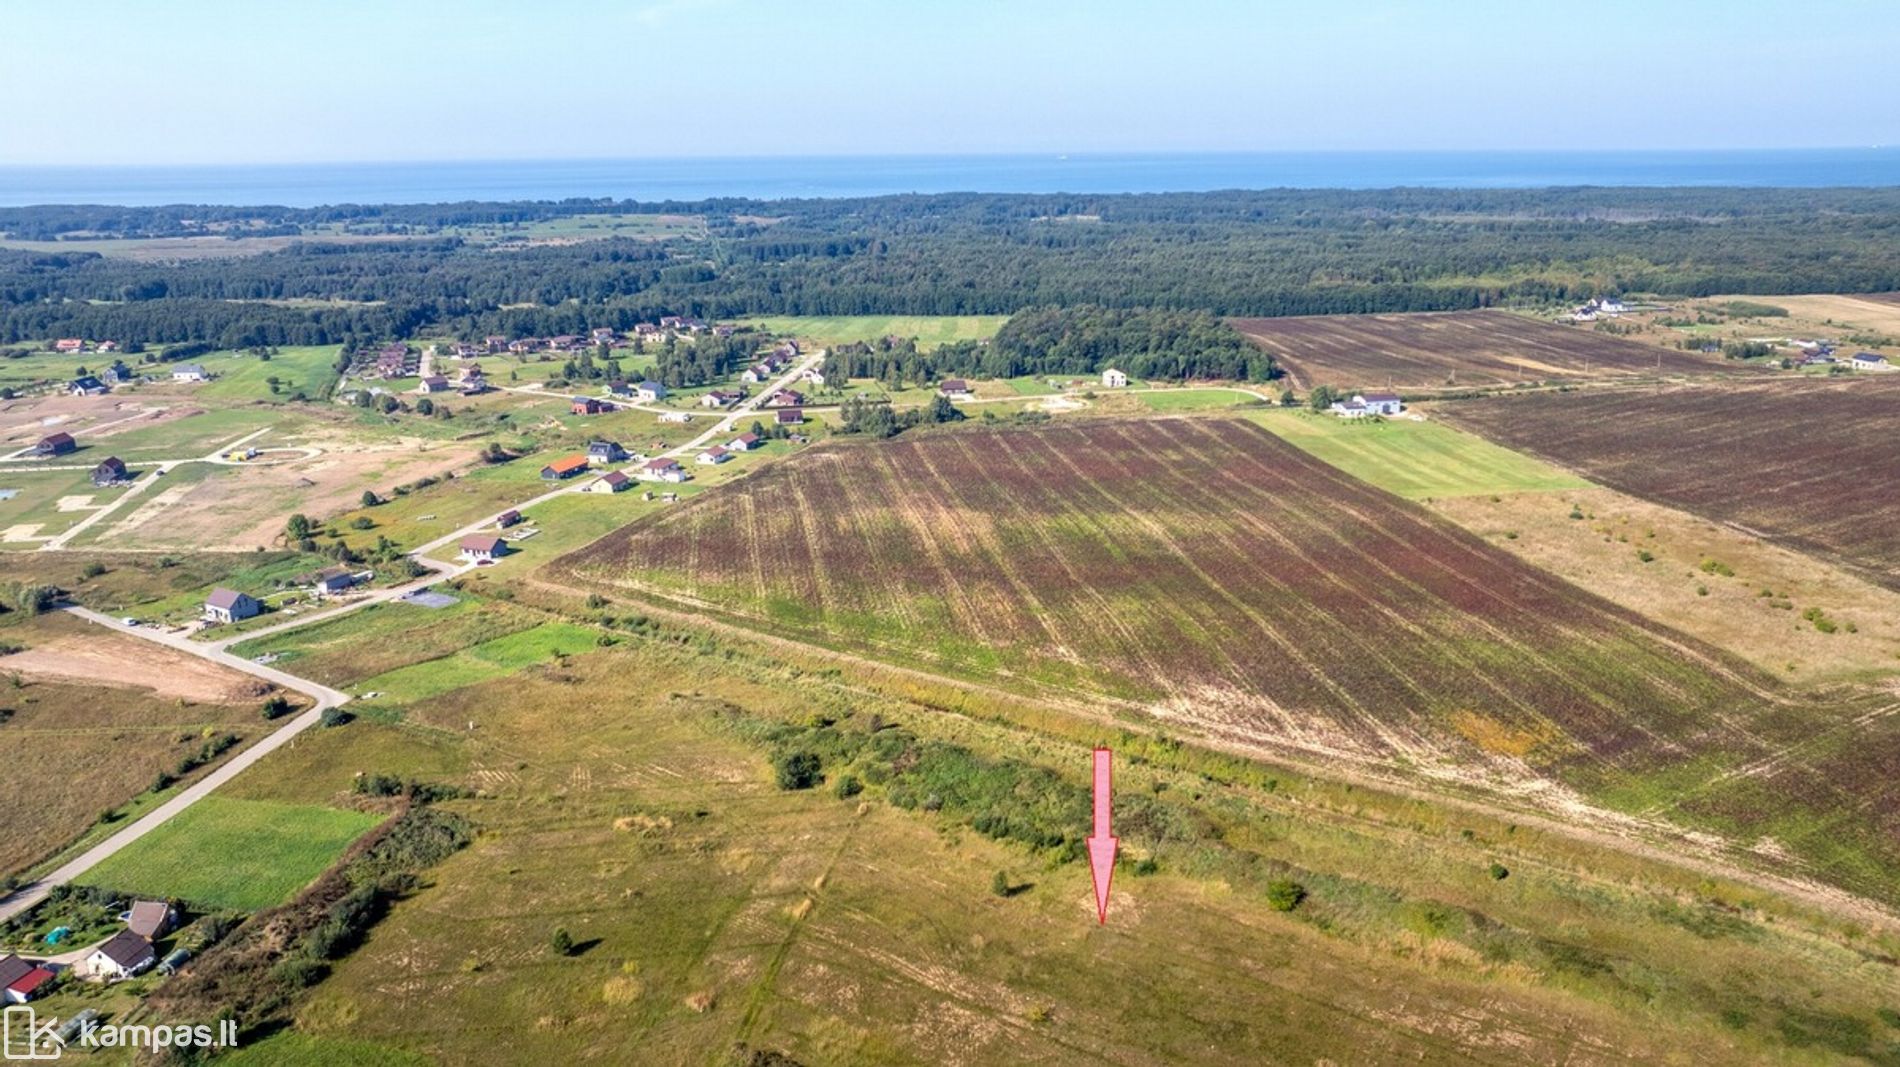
[2,148,1897,208]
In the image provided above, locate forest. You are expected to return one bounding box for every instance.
[5,187,1900,347]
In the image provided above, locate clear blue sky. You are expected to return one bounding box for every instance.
[5,0,1896,165]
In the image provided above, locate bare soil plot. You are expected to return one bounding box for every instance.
[1439,377,1900,592]
[1231,309,1731,388]
[0,395,197,453]
[0,620,274,703]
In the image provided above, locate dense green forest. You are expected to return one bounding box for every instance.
[4,187,1900,346]
[827,307,1276,384]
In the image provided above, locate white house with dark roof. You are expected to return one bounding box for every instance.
[83,930,156,980]
[1101,368,1129,388]
[459,534,508,563]
[1851,352,1893,371]
[635,381,667,403]
[583,470,632,494]
[640,457,691,483]
[171,364,210,383]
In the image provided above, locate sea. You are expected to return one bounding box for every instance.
[1,149,1897,207]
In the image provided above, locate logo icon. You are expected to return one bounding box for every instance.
[2,1006,63,1061]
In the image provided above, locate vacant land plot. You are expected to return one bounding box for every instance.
[738,314,1008,350]
[0,673,265,880]
[350,621,602,704]
[1251,409,1590,500]
[1,615,276,702]
[207,637,1900,1065]
[1436,486,1900,682]
[1441,377,1900,592]
[76,796,381,911]
[563,420,1768,772]
[559,419,1900,903]
[1232,309,1728,388]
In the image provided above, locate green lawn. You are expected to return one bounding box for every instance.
[195,346,344,403]
[76,797,382,911]
[218,1032,431,1067]
[1249,409,1591,499]
[1137,388,1260,411]
[352,621,603,703]
[738,315,1008,351]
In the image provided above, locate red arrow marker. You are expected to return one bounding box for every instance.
[1086,747,1118,924]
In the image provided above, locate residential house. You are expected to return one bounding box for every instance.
[96,340,119,353]
[728,432,761,451]
[570,397,604,415]
[34,432,76,457]
[310,566,358,597]
[697,445,730,465]
[483,335,510,353]
[103,362,136,385]
[68,375,109,396]
[84,931,156,979]
[590,327,618,344]
[939,379,973,399]
[125,901,176,941]
[417,375,452,394]
[678,317,706,332]
[54,338,85,354]
[658,316,684,330]
[203,588,261,624]
[633,323,661,338]
[1,954,57,1004]
[583,470,632,494]
[458,365,489,395]
[459,534,508,563]
[91,456,130,487]
[607,379,635,399]
[587,440,629,463]
[451,342,481,359]
[496,509,522,528]
[1851,352,1892,371]
[1360,392,1403,416]
[711,324,736,337]
[640,457,690,483]
[775,408,805,426]
[659,411,691,424]
[800,367,827,388]
[635,381,667,403]
[548,335,581,351]
[1101,368,1129,388]
[765,389,805,408]
[508,339,539,355]
[540,454,590,480]
[700,388,745,408]
[171,364,210,383]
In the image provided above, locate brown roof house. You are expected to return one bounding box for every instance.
[91,456,130,488]
[35,432,76,457]
[1,953,56,1004]
[459,534,508,563]
[125,901,176,941]
[203,588,261,624]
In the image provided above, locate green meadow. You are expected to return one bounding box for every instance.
[1250,408,1591,499]
[77,797,382,911]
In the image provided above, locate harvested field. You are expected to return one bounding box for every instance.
[1440,377,1900,592]
[1231,309,1729,388]
[563,420,1772,774]
[558,419,1900,903]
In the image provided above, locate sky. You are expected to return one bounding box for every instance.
[4,0,1898,165]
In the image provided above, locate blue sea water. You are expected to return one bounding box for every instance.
[0,149,1897,207]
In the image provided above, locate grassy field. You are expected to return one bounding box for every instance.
[194,345,345,403]
[350,621,603,704]
[1133,387,1261,411]
[76,796,382,911]
[181,623,1900,1065]
[738,315,1008,350]
[1251,407,1591,499]
[0,617,268,881]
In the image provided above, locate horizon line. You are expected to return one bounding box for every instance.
[2,145,1895,170]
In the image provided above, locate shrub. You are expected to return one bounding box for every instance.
[773,751,822,790]
[1265,879,1307,912]
[79,561,107,580]
[1488,863,1510,881]
[991,870,1011,897]
[550,927,574,956]
[833,774,862,799]
[320,707,354,728]
[261,695,292,720]
[1699,559,1735,577]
